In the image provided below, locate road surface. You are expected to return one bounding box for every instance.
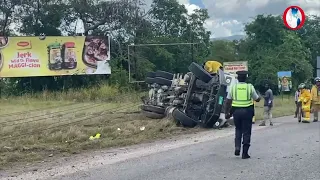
[1,117,320,180]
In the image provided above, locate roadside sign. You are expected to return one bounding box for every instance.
[223,61,248,75]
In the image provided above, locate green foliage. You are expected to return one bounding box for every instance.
[208,14,318,93]
[0,1,319,95]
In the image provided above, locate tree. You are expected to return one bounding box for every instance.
[238,15,313,92]
[0,0,318,95]
[206,40,238,62]
[0,0,21,35]
[297,15,320,76]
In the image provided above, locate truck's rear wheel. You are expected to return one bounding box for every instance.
[142,110,165,119]
[172,109,197,128]
[154,77,172,86]
[141,105,165,114]
[145,77,156,84]
[188,62,212,83]
[155,70,174,80]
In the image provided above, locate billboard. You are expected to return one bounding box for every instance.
[277,71,292,92]
[0,36,110,77]
[223,61,248,75]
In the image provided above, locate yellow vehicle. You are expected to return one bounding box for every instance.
[203,60,223,74]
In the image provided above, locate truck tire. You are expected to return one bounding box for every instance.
[172,109,197,128]
[145,77,155,84]
[146,72,156,78]
[141,105,165,114]
[155,70,174,80]
[154,77,172,86]
[142,110,165,119]
[188,62,212,83]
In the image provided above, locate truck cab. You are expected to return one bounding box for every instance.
[224,73,238,94]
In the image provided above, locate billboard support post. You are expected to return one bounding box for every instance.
[127,42,198,83]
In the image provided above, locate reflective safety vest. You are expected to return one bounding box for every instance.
[231,83,254,107]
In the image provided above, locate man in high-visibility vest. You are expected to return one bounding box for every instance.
[225,71,261,159]
[311,77,320,122]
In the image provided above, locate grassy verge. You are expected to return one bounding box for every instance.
[254,96,295,120]
[0,88,295,169]
[0,85,201,169]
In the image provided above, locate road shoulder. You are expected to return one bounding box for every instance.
[0,116,292,180]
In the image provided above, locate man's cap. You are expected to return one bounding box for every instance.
[236,71,248,75]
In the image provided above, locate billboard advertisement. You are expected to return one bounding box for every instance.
[223,61,248,75]
[0,36,110,77]
[277,71,292,92]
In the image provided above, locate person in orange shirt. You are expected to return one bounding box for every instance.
[298,83,311,123]
[311,77,320,122]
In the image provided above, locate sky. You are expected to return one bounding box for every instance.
[143,0,320,38]
[9,0,320,38]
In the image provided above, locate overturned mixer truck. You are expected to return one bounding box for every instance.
[140,62,237,129]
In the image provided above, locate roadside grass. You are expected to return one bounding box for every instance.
[0,85,201,169]
[254,96,295,120]
[0,88,295,169]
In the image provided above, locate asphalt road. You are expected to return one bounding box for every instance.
[52,120,320,180]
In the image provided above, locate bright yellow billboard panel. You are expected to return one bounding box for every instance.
[0,36,111,77]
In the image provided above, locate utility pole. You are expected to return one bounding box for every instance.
[317,56,320,77]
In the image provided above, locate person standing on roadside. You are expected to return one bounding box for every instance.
[311,77,320,122]
[294,87,301,118]
[225,71,261,159]
[259,83,274,126]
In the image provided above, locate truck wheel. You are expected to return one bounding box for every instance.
[146,72,156,78]
[142,110,165,119]
[145,77,156,84]
[141,105,165,114]
[188,62,212,83]
[154,77,172,86]
[155,70,174,80]
[172,109,197,128]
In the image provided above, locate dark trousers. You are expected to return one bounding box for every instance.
[233,106,254,149]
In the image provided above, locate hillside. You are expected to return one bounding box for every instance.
[211,35,245,41]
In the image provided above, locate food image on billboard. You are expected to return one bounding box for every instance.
[0,36,111,77]
[223,61,248,74]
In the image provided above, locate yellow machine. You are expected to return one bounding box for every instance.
[298,83,311,123]
[203,61,223,74]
